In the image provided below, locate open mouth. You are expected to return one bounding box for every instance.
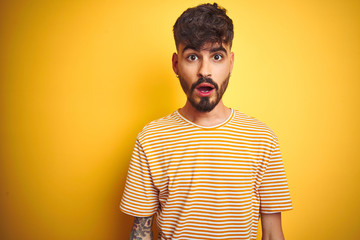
[197,86,213,92]
[195,83,215,96]
[196,83,215,93]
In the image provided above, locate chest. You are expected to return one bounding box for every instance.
[146,132,272,191]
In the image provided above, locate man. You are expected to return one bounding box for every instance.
[120,3,292,240]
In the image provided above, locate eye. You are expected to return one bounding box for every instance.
[213,54,223,61]
[187,54,198,61]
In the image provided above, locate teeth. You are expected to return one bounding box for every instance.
[198,86,212,93]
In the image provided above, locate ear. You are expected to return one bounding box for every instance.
[172,52,179,75]
[229,52,234,74]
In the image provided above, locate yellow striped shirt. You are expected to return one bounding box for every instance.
[121,109,292,239]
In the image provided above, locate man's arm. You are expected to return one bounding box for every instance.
[129,216,154,240]
[260,212,285,240]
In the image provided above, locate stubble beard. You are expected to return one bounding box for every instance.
[178,74,230,112]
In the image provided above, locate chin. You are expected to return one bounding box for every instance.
[190,96,219,112]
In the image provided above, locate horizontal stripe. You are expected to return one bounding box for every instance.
[121,109,292,239]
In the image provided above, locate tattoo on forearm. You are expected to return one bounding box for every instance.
[129,216,153,240]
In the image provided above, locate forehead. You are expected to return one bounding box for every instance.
[179,42,231,54]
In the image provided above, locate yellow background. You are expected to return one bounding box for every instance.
[1,0,359,239]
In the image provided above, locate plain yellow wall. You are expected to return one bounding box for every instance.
[1,0,359,239]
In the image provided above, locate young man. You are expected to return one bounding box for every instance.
[120,3,292,240]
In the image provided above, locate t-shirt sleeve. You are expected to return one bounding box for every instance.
[120,139,159,217]
[259,141,293,213]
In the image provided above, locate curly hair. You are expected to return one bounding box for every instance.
[173,3,234,50]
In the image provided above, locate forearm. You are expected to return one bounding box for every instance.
[129,216,153,240]
[262,235,284,240]
[261,213,285,240]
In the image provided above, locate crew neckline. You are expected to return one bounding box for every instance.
[176,108,235,129]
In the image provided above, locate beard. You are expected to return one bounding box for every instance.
[178,74,230,112]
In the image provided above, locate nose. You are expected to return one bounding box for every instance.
[198,58,211,78]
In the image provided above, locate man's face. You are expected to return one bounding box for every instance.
[172,42,234,112]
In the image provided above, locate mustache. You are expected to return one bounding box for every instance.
[190,77,219,92]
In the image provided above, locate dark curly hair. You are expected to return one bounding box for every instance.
[173,3,234,50]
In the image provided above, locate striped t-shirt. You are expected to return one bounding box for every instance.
[121,109,292,239]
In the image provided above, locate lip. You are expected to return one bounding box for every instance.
[195,83,215,97]
[196,88,214,97]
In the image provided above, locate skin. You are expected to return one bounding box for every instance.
[261,213,285,240]
[129,216,153,240]
[129,42,285,240]
[172,42,234,127]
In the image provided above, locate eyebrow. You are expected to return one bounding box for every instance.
[182,45,228,55]
[209,46,227,55]
[182,46,198,54]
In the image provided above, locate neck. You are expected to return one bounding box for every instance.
[179,100,231,127]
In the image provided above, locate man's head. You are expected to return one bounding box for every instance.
[172,3,234,112]
[173,3,234,51]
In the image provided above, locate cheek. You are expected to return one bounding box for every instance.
[179,69,198,89]
[179,62,198,76]
[213,64,231,78]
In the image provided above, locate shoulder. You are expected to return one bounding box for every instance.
[230,110,278,142]
[136,111,183,142]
